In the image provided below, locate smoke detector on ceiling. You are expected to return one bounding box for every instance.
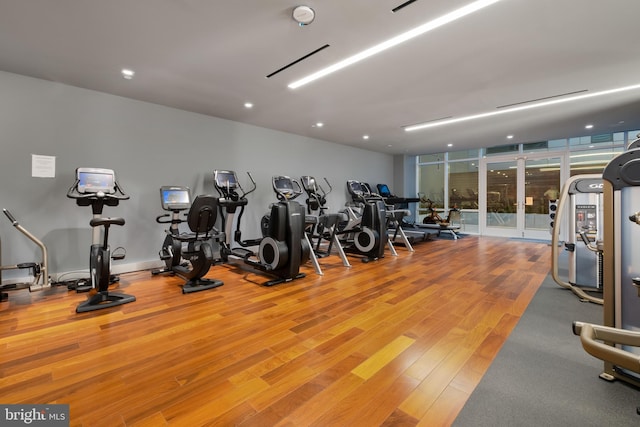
[292,6,315,26]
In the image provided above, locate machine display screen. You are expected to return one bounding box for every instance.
[378,184,391,197]
[160,187,191,211]
[274,177,293,191]
[77,168,115,194]
[301,176,316,191]
[349,181,363,195]
[215,171,238,189]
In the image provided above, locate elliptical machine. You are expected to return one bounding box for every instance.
[300,176,350,267]
[213,170,309,286]
[337,180,390,262]
[151,186,224,293]
[67,167,135,313]
[264,175,323,275]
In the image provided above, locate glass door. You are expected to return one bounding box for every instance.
[480,153,566,239]
[482,158,519,237]
[523,156,564,239]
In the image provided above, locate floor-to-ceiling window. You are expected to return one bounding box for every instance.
[416,130,635,238]
[417,153,445,222]
[569,132,626,175]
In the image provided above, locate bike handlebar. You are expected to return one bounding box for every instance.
[66,179,130,201]
[156,212,186,224]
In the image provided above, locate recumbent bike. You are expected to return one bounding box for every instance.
[151,186,224,293]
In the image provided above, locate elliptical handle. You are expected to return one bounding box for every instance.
[3,209,18,225]
[322,177,332,195]
[292,178,304,198]
[243,172,257,197]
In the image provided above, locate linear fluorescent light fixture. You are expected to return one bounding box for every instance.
[405,83,640,132]
[287,0,504,89]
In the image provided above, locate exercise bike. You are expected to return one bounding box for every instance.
[151,186,224,293]
[418,194,460,225]
[213,170,309,286]
[0,209,50,302]
[67,167,136,313]
[300,176,350,267]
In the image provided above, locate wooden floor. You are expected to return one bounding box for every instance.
[0,235,550,427]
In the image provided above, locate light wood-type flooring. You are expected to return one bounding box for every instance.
[0,235,550,426]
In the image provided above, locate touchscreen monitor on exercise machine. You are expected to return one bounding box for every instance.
[377,184,392,198]
[274,176,294,192]
[348,181,364,197]
[300,176,317,192]
[273,176,295,198]
[214,170,239,190]
[160,186,191,211]
[76,167,116,194]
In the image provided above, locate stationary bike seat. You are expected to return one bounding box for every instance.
[89,217,125,228]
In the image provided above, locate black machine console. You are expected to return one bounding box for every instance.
[160,186,191,211]
[76,167,117,194]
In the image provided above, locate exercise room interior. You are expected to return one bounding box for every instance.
[2,1,640,426]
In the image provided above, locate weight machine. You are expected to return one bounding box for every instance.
[0,209,50,301]
[551,174,604,304]
[573,141,640,414]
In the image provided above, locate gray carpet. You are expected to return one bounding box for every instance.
[453,275,640,427]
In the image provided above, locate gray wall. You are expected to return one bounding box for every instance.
[393,154,417,198]
[0,71,393,282]
[393,154,418,219]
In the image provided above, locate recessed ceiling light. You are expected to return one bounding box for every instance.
[244,102,253,109]
[363,135,370,140]
[447,143,453,147]
[312,122,324,128]
[121,69,135,79]
[507,135,514,139]
[288,0,504,89]
[585,124,594,129]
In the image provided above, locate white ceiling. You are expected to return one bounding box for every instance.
[2,0,640,155]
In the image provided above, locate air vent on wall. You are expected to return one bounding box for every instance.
[266,44,330,78]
